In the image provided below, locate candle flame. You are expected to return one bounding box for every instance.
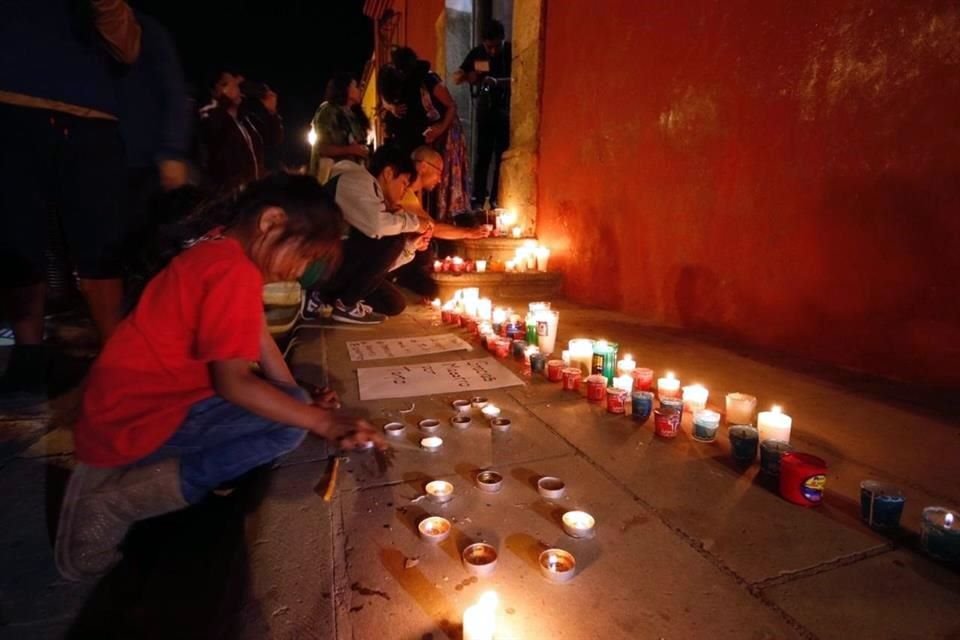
[947,513,955,528]
[772,405,782,414]
[625,354,633,361]
[307,127,317,146]
[666,371,675,380]
[478,591,498,610]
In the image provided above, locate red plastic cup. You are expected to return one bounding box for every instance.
[561,367,582,392]
[546,360,565,382]
[631,368,654,391]
[779,453,828,507]
[654,408,681,438]
[606,388,627,414]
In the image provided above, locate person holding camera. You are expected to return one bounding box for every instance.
[454,20,511,209]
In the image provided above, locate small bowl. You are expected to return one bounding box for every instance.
[420,436,443,452]
[538,548,577,583]
[462,543,498,576]
[451,399,472,412]
[470,396,489,409]
[490,417,512,432]
[425,480,454,503]
[537,476,566,499]
[562,510,596,539]
[383,422,406,437]
[450,415,472,430]
[418,418,441,433]
[475,470,503,493]
[418,516,451,543]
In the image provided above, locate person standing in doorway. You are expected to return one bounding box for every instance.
[454,20,511,208]
[198,70,264,194]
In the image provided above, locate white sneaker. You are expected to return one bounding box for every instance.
[330,299,387,324]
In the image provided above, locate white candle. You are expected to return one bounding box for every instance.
[420,436,443,451]
[481,404,501,420]
[616,354,636,376]
[477,298,493,322]
[475,259,487,273]
[561,349,571,366]
[533,308,559,355]
[492,307,507,326]
[725,392,757,425]
[433,260,443,272]
[613,375,633,393]
[505,259,517,272]
[568,339,594,377]
[307,127,317,146]
[757,405,792,443]
[511,226,522,238]
[463,592,498,640]
[431,298,441,310]
[682,384,709,412]
[535,246,551,272]
[657,372,681,398]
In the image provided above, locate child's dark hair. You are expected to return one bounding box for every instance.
[131,174,343,309]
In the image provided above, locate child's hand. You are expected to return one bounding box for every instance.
[339,419,387,451]
[311,387,342,410]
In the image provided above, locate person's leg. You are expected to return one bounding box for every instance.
[56,383,311,580]
[392,250,439,301]
[489,113,511,207]
[472,112,495,205]
[319,230,405,306]
[60,117,127,342]
[364,279,408,317]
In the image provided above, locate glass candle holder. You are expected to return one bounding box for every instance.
[568,339,594,377]
[631,368,654,391]
[725,392,757,425]
[860,481,905,530]
[654,407,681,438]
[759,440,792,475]
[631,391,655,422]
[921,507,960,562]
[728,425,759,464]
[591,341,619,380]
[692,409,721,442]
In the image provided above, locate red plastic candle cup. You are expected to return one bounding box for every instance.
[546,359,565,382]
[779,453,828,507]
[493,338,511,359]
[561,367,582,392]
[465,318,478,334]
[654,408,681,438]
[606,387,628,414]
[441,310,452,324]
[631,368,654,391]
[586,375,608,403]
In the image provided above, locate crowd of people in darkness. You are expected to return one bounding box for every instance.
[0,0,511,581]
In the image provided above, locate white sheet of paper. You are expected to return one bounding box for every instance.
[357,357,524,400]
[346,334,473,362]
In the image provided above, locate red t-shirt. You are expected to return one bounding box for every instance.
[75,236,264,466]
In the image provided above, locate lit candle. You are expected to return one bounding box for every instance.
[463,592,498,640]
[616,354,636,376]
[613,375,633,393]
[524,248,537,271]
[921,508,960,562]
[757,405,792,443]
[561,510,596,538]
[477,298,492,322]
[505,259,516,272]
[535,246,550,272]
[492,307,507,328]
[307,126,317,146]
[534,309,559,355]
[431,298,441,310]
[591,340,618,380]
[432,259,443,272]
[420,436,443,451]
[561,349,571,366]
[425,480,454,503]
[511,226,522,238]
[682,384,709,412]
[725,392,757,425]
[475,259,487,273]
[657,372,681,399]
[451,256,465,273]
[481,404,501,420]
[568,339,594,377]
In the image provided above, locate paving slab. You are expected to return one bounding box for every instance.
[336,455,803,640]
[234,461,338,640]
[524,396,886,583]
[762,549,960,640]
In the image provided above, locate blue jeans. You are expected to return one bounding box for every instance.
[138,384,309,503]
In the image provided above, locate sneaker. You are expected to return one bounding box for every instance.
[330,299,386,325]
[298,290,332,322]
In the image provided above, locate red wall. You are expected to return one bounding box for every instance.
[537,0,960,387]
[397,0,444,68]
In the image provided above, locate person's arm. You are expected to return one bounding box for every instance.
[336,172,426,238]
[258,323,296,386]
[149,19,190,190]
[453,49,481,86]
[400,191,487,240]
[91,0,142,64]
[424,82,456,144]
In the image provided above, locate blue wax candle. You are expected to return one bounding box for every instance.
[660,397,684,422]
[692,410,721,442]
[729,426,759,464]
[759,440,792,475]
[921,507,960,563]
[529,352,547,374]
[631,391,655,422]
[859,481,905,530]
[511,339,528,359]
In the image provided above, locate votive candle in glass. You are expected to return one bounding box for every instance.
[759,440,792,475]
[561,367,582,392]
[534,309,559,356]
[757,405,792,443]
[568,339,594,377]
[591,340,618,380]
[606,387,628,414]
[535,246,550,272]
[631,367,654,391]
[657,372,681,399]
[921,507,960,563]
[586,374,608,403]
[511,226,522,238]
[725,392,757,425]
[477,298,493,323]
[654,407,681,438]
[682,384,709,413]
[524,313,538,346]
[692,409,722,442]
[859,481,905,530]
[475,259,487,273]
[617,354,636,377]
[631,391,655,422]
[613,375,633,393]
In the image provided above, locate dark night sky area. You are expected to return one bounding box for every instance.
[130,0,374,166]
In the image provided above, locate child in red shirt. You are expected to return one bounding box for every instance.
[55,174,384,581]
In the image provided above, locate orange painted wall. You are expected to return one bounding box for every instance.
[396,0,444,67]
[536,1,960,387]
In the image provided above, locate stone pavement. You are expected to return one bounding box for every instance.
[1,301,958,639]
[244,302,960,640]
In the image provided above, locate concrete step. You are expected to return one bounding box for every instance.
[432,270,562,300]
[441,236,535,262]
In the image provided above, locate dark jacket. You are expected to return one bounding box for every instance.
[240,98,284,173]
[198,103,264,193]
[0,0,141,117]
[116,13,190,169]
